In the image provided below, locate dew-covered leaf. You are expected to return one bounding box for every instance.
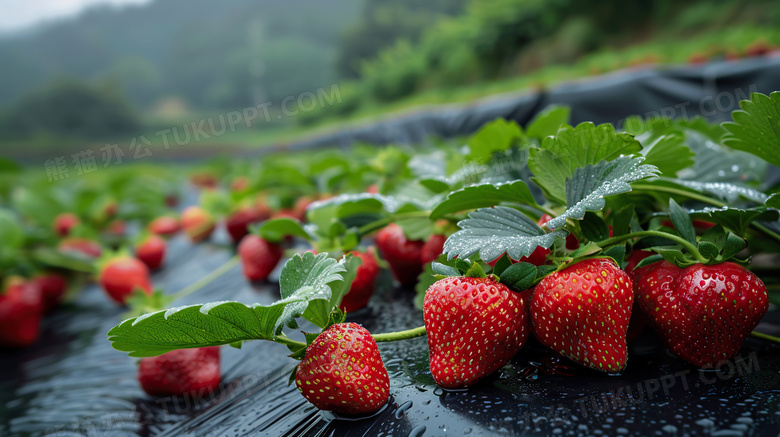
[444,206,567,262]
[430,180,538,220]
[545,156,659,230]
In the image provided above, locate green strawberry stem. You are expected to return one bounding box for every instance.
[274,326,427,350]
[596,230,708,263]
[632,183,780,245]
[357,210,433,236]
[170,255,240,301]
[275,334,306,349]
[750,331,780,344]
[373,325,427,342]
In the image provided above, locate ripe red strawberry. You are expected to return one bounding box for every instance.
[135,235,167,271]
[225,205,269,244]
[295,323,389,415]
[237,234,284,281]
[375,223,426,287]
[341,250,380,312]
[33,272,68,313]
[181,206,215,242]
[53,212,79,237]
[531,258,633,372]
[424,276,529,388]
[58,238,102,259]
[635,262,768,368]
[0,277,43,348]
[420,234,446,265]
[138,347,221,396]
[148,216,181,237]
[98,255,153,305]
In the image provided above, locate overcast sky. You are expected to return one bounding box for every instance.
[1,0,151,32]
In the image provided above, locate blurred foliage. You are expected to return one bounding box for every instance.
[335,0,467,79]
[0,0,361,111]
[0,80,140,139]
[303,0,780,125]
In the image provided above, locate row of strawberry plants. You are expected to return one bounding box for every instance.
[100,92,780,416]
[2,92,780,417]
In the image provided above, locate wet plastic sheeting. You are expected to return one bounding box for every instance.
[3,227,780,436]
[277,57,780,154]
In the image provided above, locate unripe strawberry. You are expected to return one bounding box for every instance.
[181,206,215,243]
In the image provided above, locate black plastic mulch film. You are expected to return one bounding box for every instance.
[3,57,780,436]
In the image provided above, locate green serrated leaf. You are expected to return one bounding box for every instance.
[767,193,780,209]
[430,180,538,220]
[698,241,720,260]
[669,199,696,244]
[526,105,571,140]
[545,156,659,230]
[444,206,567,263]
[579,212,610,242]
[491,253,513,276]
[723,234,747,259]
[634,254,664,270]
[454,258,473,274]
[668,179,768,204]
[432,262,460,277]
[107,301,287,357]
[468,119,525,162]
[396,217,435,241]
[499,262,537,291]
[688,207,779,236]
[258,218,312,243]
[528,122,643,203]
[700,224,727,248]
[277,252,346,332]
[229,341,243,349]
[641,133,695,177]
[304,332,320,345]
[536,264,558,280]
[568,241,602,258]
[603,245,626,266]
[722,92,780,168]
[609,205,635,238]
[464,262,487,278]
[656,248,696,268]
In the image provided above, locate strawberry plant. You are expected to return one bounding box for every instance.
[5,90,779,416]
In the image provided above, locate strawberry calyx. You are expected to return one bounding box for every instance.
[94,247,134,274]
[597,200,750,269]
